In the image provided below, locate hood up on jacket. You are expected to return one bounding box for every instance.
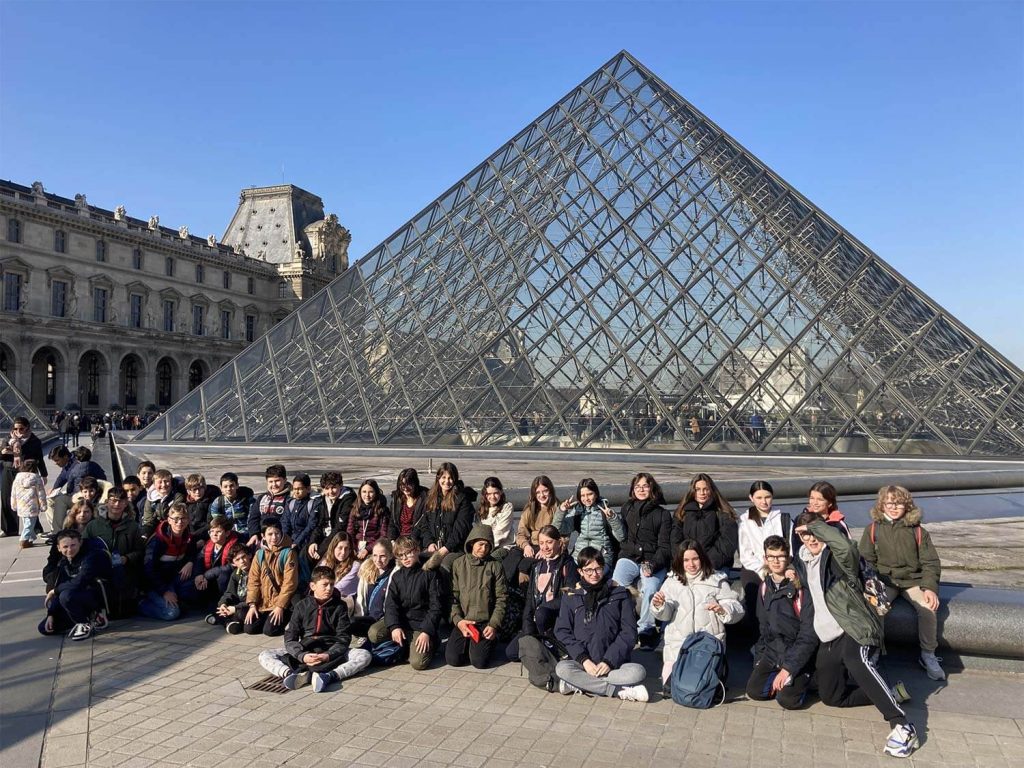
[464,523,495,556]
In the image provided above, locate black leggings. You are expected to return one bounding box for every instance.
[244,609,289,636]
[745,657,811,709]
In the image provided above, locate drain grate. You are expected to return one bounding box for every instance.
[245,675,289,694]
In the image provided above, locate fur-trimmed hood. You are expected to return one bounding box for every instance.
[869,504,923,526]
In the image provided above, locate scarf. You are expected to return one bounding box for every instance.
[582,577,611,621]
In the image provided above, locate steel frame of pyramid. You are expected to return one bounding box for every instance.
[0,370,56,439]
[136,51,1024,456]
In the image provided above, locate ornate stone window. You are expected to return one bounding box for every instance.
[222,270,231,289]
[192,303,206,336]
[130,294,143,328]
[96,240,107,262]
[157,359,174,406]
[51,280,68,318]
[165,256,175,277]
[54,229,67,253]
[195,263,204,284]
[2,273,21,312]
[245,313,257,342]
[132,247,143,270]
[6,218,21,243]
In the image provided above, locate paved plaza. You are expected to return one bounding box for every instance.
[3,531,1024,768]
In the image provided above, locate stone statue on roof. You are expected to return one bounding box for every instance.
[31,181,45,197]
[304,213,351,262]
[114,205,127,221]
[207,234,217,247]
[148,215,159,231]
[74,194,88,210]
[178,225,189,240]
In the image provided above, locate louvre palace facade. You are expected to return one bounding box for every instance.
[0,180,351,419]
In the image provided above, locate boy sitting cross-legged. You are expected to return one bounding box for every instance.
[210,543,253,634]
[257,565,372,691]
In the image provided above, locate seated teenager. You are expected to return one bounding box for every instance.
[256,565,372,692]
[208,472,254,539]
[141,469,185,538]
[370,537,442,670]
[669,473,739,572]
[553,547,648,702]
[611,472,672,650]
[122,475,147,523]
[246,464,290,548]
[553,478,624,573]
[315,471,355,555]
[45,501,109,586]
[446,525,508,669]
[745,535,816,709]
[282,473,321,558]
[521,525,578,642]
[210,543,252,633]
[244,516,298,636]
[348,480,389,562]
[191,515,240,608]
[388,468,426,541]
[317,531,360,604]
[794,512,918,759]
[504,475,563,585]
[860,485,944,681]
[139,503,196,621]
[183,473,214,542]
[651,539,744,688]
[476,476,515,553]
[350,539,394,638]
[92,487,145,610]
[39,529,112,641]
[414,463,475,571]
[71,475,111,508]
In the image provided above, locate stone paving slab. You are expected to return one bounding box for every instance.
[18,611,1024,768]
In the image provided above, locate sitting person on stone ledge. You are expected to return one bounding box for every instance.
[860,485,944,681]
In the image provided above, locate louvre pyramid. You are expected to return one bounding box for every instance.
[137,51,1024,456]
[0,370,56,439]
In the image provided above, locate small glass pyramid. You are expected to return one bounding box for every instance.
[0,370,56,440]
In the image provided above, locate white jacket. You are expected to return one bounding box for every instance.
[737,508,789,572]
[479,502,514,548]
[651,570,744,681]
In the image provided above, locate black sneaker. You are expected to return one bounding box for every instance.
[638,629,661,650]
[225,621,242,635]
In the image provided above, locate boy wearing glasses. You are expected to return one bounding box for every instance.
[795,512,919,759]
[140,502,196,621]
[370,537,442,670]
[860,486,943,681]
[745,535,816,709]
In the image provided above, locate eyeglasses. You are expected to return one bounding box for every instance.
[168,517,188,523]
[580,567,603,576]
[395,551,416,560]
[798,532,815,540]
[634,483,651,490]
[883,502,906,509]
[765,554,788,561]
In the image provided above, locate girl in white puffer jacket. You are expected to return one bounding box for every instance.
[651,538,744,683]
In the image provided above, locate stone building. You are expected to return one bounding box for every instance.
[0,179,350,418]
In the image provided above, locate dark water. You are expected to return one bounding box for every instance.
[776,488,1024,527]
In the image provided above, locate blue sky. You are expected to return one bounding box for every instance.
[2,1,1022,367]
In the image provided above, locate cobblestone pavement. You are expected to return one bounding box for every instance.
[18,608,1024,768]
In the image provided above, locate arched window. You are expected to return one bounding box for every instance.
[188,361,204,391]
[45,356,56,405]
[157,360,173,407]
[124,359,139,406]
[84,354,101,406]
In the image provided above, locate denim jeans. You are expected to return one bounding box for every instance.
[611,558,666,632]
[20,515,37,542]
[138,590,181,621]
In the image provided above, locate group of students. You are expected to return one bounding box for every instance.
[30,455,944,759]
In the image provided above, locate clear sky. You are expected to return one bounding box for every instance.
[2,1,1022,367]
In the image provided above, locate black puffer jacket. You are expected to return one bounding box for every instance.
[618,499,672,572]
[414,489,475,553]
[284,588,353,664]
[389,486,428,540]
[384,562,443,638]
[753,575,818,674]
[670,500,738,571]
[318,490,355,544]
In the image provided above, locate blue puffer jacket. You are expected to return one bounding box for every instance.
[554,582,638,669]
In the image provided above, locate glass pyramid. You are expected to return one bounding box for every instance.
[136,51,1024,456]
[0,370,56,440]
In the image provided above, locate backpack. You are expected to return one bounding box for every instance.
[369,640,408,667]
[516,634,560,691]
[858,557,893,617]
[255,547,293,591]
[670,631,728,709]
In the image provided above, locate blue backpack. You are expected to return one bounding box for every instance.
[670,631,728,708]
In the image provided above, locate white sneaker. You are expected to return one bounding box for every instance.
[617,684,649,702]
[920,652,946,681]
[558,679,582,695]
[67,623,93,642]
[884,723,919,758]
